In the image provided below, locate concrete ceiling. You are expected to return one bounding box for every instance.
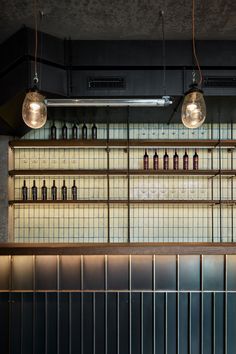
[1,0,236,43]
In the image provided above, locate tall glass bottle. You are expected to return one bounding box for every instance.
[163,149,169,170]
[143,149,149,170]
[41,180,47,200]
[72,123,78,139]
[91,124,97,140]
[32,180,37,201]
[153,150,159,170]
[71,180,77,200]
[51,121,57,140]
[82,123,87,140]
[22,180,28,201]
[173,149,179,170]
[51,180,57,200]
[62,122,68,139]
[62,180,67,200]
[183,149,189,170]
[193,149,199,170]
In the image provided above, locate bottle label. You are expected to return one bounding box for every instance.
[193,157,198,170]
[173,157,179,170]
[153,157,159,170]
[183,157,189,170]
[144,157,149,170]
[163,157,169,170]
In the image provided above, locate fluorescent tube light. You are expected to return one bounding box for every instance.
[45,97,173,107]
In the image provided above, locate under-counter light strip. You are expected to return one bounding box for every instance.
[45,97,173,107]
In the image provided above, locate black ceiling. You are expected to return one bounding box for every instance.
[1,0,236,43]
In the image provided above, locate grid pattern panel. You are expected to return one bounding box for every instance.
[130,176,210,200]
[9,122,236,243]
[14,176,107,201]
[14,147,107,170]
[14,204,108,243]
[130,204,213,242]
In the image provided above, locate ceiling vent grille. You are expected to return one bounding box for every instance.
[203,76,236,88]
[87,77,126,90]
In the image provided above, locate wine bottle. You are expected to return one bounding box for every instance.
[153,150,159,170]
[71,180,77,200]
[143,149,149,170]
[183,149,189,170]
[51,122,57,140]
[62,180,67,200]
[91,124,97,140]
[72,123,78,139]
[62,122,68,139]
[32,180,37,201]
[22,180,28,201]
[173,149,179,170]
[41,180,47,201]
[51,180,57,200]
[163,149,169,170]
[193,149,199,170]
[82,123,87,140]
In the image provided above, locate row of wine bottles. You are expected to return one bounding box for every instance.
[50,122,97,140]
[143,149,199,170]
[22,180,78,201]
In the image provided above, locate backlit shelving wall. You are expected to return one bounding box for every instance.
[8,122,236,243]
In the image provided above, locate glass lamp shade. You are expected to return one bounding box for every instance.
[181,89,206,129]
[22,91,47,129]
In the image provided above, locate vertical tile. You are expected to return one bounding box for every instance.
[0,256,10,290]
[203,255,224,290]
[12,256,33,290]
[35,256,57,290]
[131,255,152,290]
[155,255,176,290]
[107,255,129,290]
[60,256,81,290]
[179,255,200,290]
[227,255,236,290]
[83,256,105,290]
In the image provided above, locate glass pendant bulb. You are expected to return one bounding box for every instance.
[22,91,47,129]
[181,86,206,129]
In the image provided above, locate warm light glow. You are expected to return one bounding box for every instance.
[181,90,206,129]
[22,91,47,129]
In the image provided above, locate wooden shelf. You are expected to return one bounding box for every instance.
[9,169,236,177]
[1,243,236,255]
[9,139,236,148]
[9,199,236,206]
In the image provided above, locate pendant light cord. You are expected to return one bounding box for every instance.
[192,0,203,86]
[160,10,166,96]
[33,0,39,85]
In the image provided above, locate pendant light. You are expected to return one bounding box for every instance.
[22,0,47,129]
[181,0,206,129]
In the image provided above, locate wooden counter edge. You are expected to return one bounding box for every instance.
[0,243,236,255]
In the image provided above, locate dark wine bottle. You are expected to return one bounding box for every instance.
[32,180,37,201]
[62,122,68,139]
[71,180,77,201]
[51,122,57,140]
[183,149,189,170]
[163,149,169,170]
[91,124,97,140]
[193,149,199,170]
[153,150,159,170]
[51,180,57,200]
[82,123,87,140]
[173,149,179,170]
[72,123,78,139]
[62,180,67,200]
[22,180,28,201]
[143,149,149,170]
[41,180,47,201]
